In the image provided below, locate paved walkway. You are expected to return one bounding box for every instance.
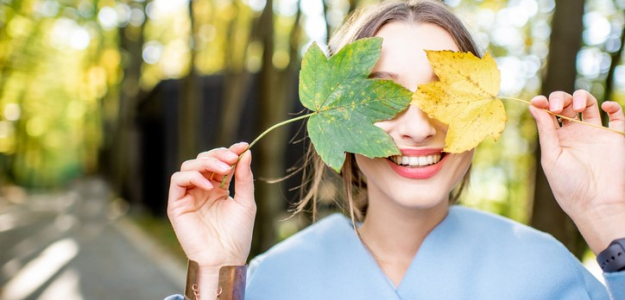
[0,178,186,300]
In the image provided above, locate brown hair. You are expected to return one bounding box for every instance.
[294,0,479,223]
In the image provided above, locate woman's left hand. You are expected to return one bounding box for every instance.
[530,90,625,254]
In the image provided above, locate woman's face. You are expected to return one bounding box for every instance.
[355,22,473,211]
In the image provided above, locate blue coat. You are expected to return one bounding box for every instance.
[165,206,625,300]
[246,206,624,300]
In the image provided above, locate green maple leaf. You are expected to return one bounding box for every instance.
[299,37,412,172]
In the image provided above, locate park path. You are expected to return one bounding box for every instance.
[0,177,186,300]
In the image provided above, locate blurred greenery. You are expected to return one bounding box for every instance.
[134,212,188,262]
[0,0,623,256]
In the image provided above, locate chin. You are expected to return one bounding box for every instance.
[376,180,452,210]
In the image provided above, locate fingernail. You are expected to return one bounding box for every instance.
[549,102,558,111]
[573,97,583,110]
[226,152,238,160]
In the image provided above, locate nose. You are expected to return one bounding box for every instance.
[376,104,437,144]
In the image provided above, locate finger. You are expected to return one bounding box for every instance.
[233,150,255,207]
[229,142,250,155]
[602,101,625,131]
[197,147,227,158]
[219,142,251,188]
[549,91,580,126]
[531,95,559,128]
[548,91,572,113]
[181,156,233,175]
[573,90,602,125]
[529,105,561,165]
[204,143,251,188]
[169,171,213,201]
[215,166,236,190]
[198,147,240,164]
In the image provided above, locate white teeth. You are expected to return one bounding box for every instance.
[390,154,442,167]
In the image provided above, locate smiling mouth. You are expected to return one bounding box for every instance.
[388,152,446,167]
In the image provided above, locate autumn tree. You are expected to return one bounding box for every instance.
[530,0,586,258]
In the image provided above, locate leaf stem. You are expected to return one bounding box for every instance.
[500,96,625,135]
[248,112,315,149]
[220,112,315,188]
[499,96,531,105]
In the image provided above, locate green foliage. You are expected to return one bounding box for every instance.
[0,0,113,187]
[299,38,412,171]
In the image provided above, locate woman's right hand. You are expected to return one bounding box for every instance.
[167,142,256,270]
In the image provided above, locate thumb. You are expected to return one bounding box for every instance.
[530,105,561,164]
[602,101,625,132]
[234,150,255,207]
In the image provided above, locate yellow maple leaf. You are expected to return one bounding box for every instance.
[412,50,506,153]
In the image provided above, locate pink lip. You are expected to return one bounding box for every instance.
[386,148,447,179]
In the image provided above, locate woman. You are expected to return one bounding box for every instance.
[165,1,625,299]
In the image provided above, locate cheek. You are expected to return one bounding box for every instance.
[354,154,384,178]
[354,154,372,172]
[461,150,474,166]
[449,150,474,182]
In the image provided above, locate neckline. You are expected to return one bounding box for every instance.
[337,207,456,292]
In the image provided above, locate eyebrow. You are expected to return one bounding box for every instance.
[368,71,398,80]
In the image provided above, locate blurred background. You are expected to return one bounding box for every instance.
[0,0,623,298]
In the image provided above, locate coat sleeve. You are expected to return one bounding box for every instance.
[603,271,625,300]
[246,254,266,284]
[574,259,625,300]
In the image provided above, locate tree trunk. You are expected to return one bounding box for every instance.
[603,26,625,124]
[219,1,252,146]
[178,0,202,163]
[530,0,586,258]
[110,1,147,205]
[322,0,331,43]
[251,0,293,255]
